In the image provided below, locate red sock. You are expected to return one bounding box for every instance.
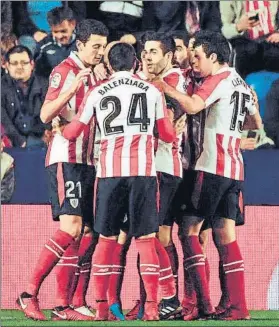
[182,260,197,307]
[136,238,159,303]
[205,257,210,283]
[72,234,94,307]
[154,238,176,299]
[92,238,116,302]
[183,236,213,314]
[219,241,247,312]
[27,229,75,297]
[55,239,80,306]
[137,253,147,304]
[165,243,179,296]
[108,243,127,305]
[217,260,230,309]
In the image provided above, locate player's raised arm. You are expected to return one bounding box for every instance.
[154,80,205,115]
[62,90,96,140]
[155,90,176,143]
[40,68,92,123]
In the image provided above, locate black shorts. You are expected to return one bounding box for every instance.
[172,169,198,225]
[189,171,243,222]
[200,186,245,230]
[47,162,96,227]
[157,172,182,226]
[94,176,159,238]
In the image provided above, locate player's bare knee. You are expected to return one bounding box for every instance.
[212,218,236,246]
[83,225,92,236]
[157,226,172,247]
[137,232,156,239]
[59,214,83,239]
[118,230,128,245]
[199,229,210,254]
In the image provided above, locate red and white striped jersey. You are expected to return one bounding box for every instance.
[194,67,257,181]
[45,51,98,167]
[155,68,185,178]
[76,71,169,178]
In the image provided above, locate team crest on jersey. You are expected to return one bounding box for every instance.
[70,198,79,208]
[50,73,62,88]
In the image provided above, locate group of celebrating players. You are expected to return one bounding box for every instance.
[16,18,262,322]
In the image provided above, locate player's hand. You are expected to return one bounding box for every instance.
[240,137,256,150]
[52,116,64,135]
[266,32,279,43]
[33,31,47,42]
[120,34,137,45]
[236,14,260,32]
[69,68,92,94]
[174,114,186,135]
[94,63,109,81]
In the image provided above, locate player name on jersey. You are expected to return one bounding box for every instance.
[98,78,149,95]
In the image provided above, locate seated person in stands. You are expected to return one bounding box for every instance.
[220,0,279,77]
[264,78,279,148]
[35,6,76,78]
[1,126,15,203]
[1,45,49,148]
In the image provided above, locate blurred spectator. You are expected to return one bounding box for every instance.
[1,126,15,203]
[34,6,77,78]
[264,78,279,148]
[99,1,143,41]
[1,1,47,43]
[1,32,18,75]
[220,1,279,77]
[1,45,49,148]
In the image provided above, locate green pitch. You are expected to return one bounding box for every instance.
[1,310,279,327]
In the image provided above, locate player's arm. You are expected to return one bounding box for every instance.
[40,68,92,123]
[155,91,177,143]
[243,89,262,130]
[155,80,205,115]
[62,90,96,141]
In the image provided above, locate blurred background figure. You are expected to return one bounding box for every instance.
[264,78,279,148]
[1,45,49,148]
[35,6,77,78]
[1,125,15,203]
[220,0,279,77]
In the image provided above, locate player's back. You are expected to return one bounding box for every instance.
[93,71,163,178]
[195,67,256,180]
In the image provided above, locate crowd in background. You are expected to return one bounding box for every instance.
[1,0,279,151]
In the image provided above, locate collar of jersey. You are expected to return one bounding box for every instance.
[109,71,135,79]
[161,67,181,78]
[212,65,231,76]
[69,51,87,70]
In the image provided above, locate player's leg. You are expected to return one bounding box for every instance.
[174,170,198,319]
[17,163,90,321]
[179,171,226,318]
[212,181,250,320]
[93,177,127,321]
[129,176,160,321]
[108,230,131,320]
[199,226,211,286]
[156,173,181,319]
[71,165,97,316]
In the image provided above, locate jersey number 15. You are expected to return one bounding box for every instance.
[100,93,150,135]
[230,91,250,132]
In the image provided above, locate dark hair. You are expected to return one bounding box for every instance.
[47,6,75,26]
[193,31,230,64]
[108,43,136,72]
[5,45,33,62]
[76,19,109,43]
[143,32,176,55]
[170,31,190,48]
